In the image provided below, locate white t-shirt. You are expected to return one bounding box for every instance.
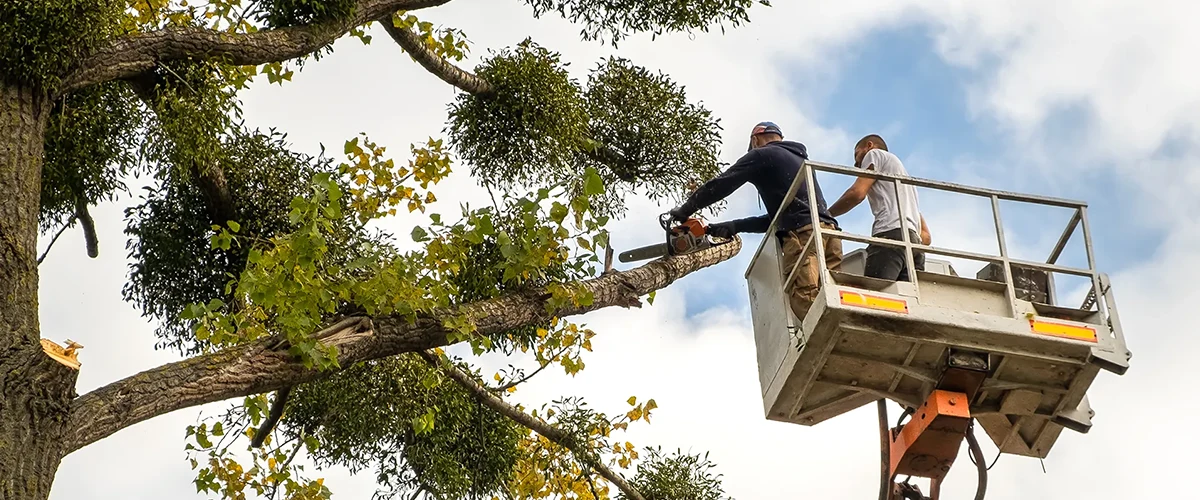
[860,149,921,236]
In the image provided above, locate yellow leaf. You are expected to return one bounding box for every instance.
[627,396,637,406]
[494,372,502,381]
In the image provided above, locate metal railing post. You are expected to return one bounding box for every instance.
[990,195,1019,316]
[892,177,918,285]
[1078,206,1107,317]
[1046,208,1082,265]
[744,159,812,279]
[805,162,828,278]
[784,231,816,293]
[745,160,1105,323]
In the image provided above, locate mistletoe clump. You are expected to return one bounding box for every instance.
[581,56,724,211]
[525,0,772,46]
[259,0,357,28]
[0,0,123,86]
[447,40,590,199]
[282,355,526,499]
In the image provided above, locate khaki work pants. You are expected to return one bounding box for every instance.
[779,223,843,322]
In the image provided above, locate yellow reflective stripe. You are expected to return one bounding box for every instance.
[1029,318,1098,343]
[839,290,909,314]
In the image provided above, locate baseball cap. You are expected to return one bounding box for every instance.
[748,121,783,151]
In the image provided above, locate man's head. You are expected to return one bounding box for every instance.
[748,121,784,151]
[853,134,888,168]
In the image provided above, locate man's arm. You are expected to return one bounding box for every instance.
[672,151,761,218]
[726,215,771,234]
[828,175,875,217]
[919,214,931,245]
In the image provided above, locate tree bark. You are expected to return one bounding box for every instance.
[0,83,81,500]
[64,237,742,455]
[60,0,453,93]
[380,20,494,95]
[0,349,80,500]
[0,84,47,352]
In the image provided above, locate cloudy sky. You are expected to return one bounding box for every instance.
[45,0,1194,498]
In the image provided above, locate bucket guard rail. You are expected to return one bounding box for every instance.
[745,158,1131,467]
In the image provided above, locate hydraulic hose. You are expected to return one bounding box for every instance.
[877,399,891,500]
[965,420,988,500]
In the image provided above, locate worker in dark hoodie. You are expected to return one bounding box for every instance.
[668,121,842,321]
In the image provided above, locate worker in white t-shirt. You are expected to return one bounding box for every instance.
[827,134,931,281]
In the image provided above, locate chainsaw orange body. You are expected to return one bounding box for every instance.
[618,213,726,263]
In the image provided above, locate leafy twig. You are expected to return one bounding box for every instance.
[418,350,646,500]
[37,216,76,265]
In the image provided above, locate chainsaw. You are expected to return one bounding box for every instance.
[618,213,731,263]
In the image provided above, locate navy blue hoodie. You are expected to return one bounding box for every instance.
[678,140,838,234]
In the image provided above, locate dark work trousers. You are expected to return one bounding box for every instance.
[864,227,925,282]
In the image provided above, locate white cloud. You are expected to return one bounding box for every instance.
[44,0,1200,499]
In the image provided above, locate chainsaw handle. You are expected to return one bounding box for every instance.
[658,212,676,231]
[660,212,707,235]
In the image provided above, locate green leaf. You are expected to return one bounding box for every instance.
[576,288,594,306]
[420,371,440,389]
[411,226,429,242]
[195,426,212,449]
[647,290,657,305]
[583,166,604,196]
[550,202,568,224]
[226,220,241,233]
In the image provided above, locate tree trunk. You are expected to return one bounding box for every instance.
[0,83,79,499]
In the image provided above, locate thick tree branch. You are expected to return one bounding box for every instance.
[579,138,636,182]
[60,0,452,93]
[122,70,238,225]
[63,238,741,454]
[74,198,99,258]
[380,19,493,95]
[249,387,290,448]
[192,162,238,225]
[418,350,646,500]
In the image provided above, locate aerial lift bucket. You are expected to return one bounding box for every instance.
[744,160,1130,498]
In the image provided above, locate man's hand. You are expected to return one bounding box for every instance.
[668,205,691,222]
[706,221,737,239]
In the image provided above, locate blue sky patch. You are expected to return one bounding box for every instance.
[673,24,1165,327]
